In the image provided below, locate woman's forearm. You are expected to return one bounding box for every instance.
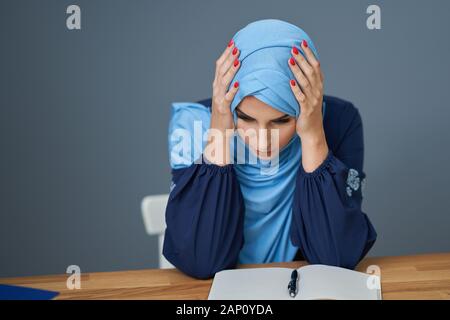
[204,116,234,166]
[163,163,245,279]
[300,125,329,173]
[290,150,377,269]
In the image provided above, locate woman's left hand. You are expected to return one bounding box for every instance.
[288,40,329,172]
[288,40,325,141]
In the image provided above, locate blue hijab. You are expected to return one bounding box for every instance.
[169,19,325,264]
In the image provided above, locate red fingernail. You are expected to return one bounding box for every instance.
[292,46,299,55]
[302,40,308,48]
[234,81,239,88]
[232,47,238,55]
[228,39,234,47]
[289,57,296,66]
[234,59,239,67]
[290,79,296,86]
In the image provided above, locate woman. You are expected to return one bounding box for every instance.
[163,19,377,279]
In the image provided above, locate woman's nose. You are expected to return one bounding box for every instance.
[257,128,270,151]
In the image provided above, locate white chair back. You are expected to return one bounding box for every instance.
[141,194,173,269]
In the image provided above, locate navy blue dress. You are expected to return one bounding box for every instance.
[163,95,377,279]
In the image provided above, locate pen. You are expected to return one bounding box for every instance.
[287,269,299,298]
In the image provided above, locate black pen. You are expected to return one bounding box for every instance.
[287,269,299,298]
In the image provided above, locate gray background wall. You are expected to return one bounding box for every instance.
[1,0,449,277]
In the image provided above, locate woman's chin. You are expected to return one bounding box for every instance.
[256,150,278,161]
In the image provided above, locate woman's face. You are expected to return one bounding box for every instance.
[235,96,296,160]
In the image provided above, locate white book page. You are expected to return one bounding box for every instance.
[208,267,292,300]
[295,265,381,300]
[208,265,381,300]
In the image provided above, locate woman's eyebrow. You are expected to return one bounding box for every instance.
[236,108,255,119]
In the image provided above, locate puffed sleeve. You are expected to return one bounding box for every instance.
[163,157,245,279]
[163,102,245,279]
[290,105,377,269]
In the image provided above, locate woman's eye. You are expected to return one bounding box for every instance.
[272,118,291,124]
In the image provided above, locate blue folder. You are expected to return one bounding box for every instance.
[0,284,59,300]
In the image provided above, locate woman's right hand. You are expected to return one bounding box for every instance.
[205,39,241,165]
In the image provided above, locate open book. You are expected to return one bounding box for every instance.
[208,264,382,300]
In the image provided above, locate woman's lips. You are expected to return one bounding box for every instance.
[249,145,278,158]
[256,149,272,157]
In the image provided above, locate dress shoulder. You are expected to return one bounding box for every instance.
[168,101,211,169]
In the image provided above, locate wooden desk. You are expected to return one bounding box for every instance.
[1,253,450,300]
